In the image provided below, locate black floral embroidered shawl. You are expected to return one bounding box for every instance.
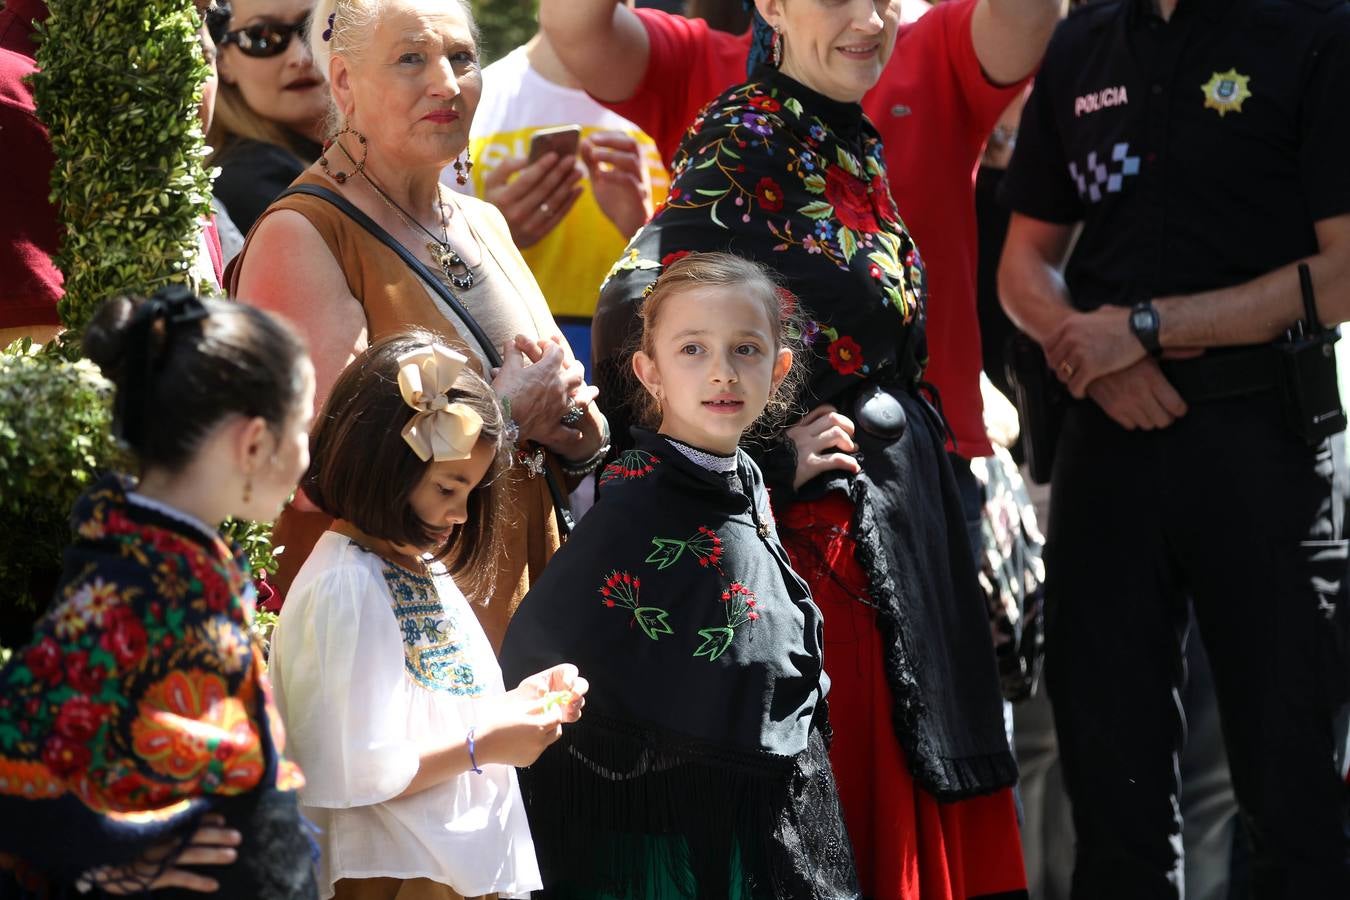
[0,476,316,898]
[592,69,1015,799]
[501,430,857,899]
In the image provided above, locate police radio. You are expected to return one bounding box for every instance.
[1280,263,1346,444]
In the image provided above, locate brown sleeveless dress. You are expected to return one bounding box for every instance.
[227,171,567,651]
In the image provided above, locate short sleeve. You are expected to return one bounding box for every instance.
[271,563,421,809]
[999,35,1084,225]
[940,0,1030,145]
[600,10,718,166]
[1300,12,1350,222]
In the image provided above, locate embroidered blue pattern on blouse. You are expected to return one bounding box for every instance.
[380,563,481,696]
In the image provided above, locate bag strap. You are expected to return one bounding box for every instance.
[278,183,574,535]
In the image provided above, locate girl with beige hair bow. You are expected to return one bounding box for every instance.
[228,0,610,647]
[271,330,589,900]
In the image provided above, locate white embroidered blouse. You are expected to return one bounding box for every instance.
[271,531,541,899]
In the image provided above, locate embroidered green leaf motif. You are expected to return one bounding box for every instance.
[803,173,827,195]
[646,537,689,570]
[865,155,884,178]
[868,251,902,280]
[836,147,861,177]
[884,284,906,312]
[839,228,858,263]
[799,200,835,220]
[696,188,730,198]
[694,155,718,170]
[7,667,33,687]
[89,647,117,670]
[693,627,735,661]
[784,97,805,117]
[634,607,674,641]
[721,144,741,160]
[0,722,20,751]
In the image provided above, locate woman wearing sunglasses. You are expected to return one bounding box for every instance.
[208,0,328,235]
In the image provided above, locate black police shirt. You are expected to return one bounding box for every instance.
[1001,0,1350,312]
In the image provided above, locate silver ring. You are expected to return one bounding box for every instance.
[539,201,551,215]
[560,403,585,427]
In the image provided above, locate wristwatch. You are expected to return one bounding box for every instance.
[1129,300,1162,356]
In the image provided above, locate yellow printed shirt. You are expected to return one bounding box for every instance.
[450,46,668,321]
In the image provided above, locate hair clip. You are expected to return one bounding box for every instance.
[322,12,334,42]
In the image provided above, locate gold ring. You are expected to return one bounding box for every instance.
[1059,361,1075,378]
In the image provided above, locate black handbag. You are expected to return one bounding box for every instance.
[1003,331,1068,486]
[278,183,575,535]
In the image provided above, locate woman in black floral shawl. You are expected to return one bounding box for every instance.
[0,291,318,898]
[591,3,1026,897]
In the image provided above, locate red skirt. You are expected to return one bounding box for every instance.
[780,491,1027,900]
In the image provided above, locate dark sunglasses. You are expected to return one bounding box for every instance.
[219,19,310,58]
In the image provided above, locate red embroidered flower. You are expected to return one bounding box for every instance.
[661,250,692,267]
[869,175,900,223]
[824,166,879,234]
[54,695,103,742]
[828,336,865,375]
[41,734,91,776]
[755,177,785,213]
[65,651,106,695]
[749,95,782,112]
[100,607,148,668]
[869,263,883,281]
[24,638,63,686]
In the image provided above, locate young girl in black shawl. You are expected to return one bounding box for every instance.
[500,252,858,900]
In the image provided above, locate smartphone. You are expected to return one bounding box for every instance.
[527,125,582,164]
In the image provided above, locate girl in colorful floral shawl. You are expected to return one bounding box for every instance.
[0,289,319,897]
[502,253,859,900]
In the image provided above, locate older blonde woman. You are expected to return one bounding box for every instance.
[228,0,609,650]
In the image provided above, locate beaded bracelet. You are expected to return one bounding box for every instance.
[466,725,484,774]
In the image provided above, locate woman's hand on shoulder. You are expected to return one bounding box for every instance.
[786,404,861,490]
[475,664,589,768]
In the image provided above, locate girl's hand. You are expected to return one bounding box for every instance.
[85,815,241,894]
[787,404,862,490]
[474,664,589,768]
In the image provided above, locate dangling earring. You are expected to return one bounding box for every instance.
[772,28,783,68]
[453,152,473,186]
[319,126,369,184]
[242,476,253,506]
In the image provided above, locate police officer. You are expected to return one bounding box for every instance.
[997,0,1350,897]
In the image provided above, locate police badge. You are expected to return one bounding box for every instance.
[1201,69,1252,117]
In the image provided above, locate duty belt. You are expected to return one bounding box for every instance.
[1159,347,1283,404]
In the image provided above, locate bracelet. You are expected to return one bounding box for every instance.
[466,725,484,774]
[560,415,612,477]
[499,396,521,446]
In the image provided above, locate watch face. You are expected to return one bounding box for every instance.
[1132,308,1151,331]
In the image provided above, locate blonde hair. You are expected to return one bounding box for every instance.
[308,0,477,138]
[634,252,805,435]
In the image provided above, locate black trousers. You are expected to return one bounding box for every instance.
[1045,389,1350,900]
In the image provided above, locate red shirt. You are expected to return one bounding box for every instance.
[0,0,62,329]
[605,2,1024,458]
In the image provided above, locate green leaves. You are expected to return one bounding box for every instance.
[645,538,689,571]
[633,608,674,641]
[693,627,735,661]
[33,0,215,343]
[799,201,835,220]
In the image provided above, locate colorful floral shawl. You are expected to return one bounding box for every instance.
[0,475,314,896]
[592,70,1016,799]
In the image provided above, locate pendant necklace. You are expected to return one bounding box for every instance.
[340,144,475,290]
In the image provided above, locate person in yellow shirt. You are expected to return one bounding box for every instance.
[447,19,667,379]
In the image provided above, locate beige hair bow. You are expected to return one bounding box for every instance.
[396,344,484,462]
